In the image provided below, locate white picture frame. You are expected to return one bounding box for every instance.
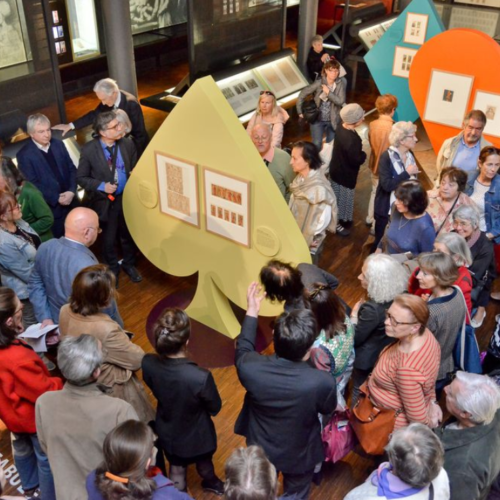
[392,46,418,79]
[423,69,474,128]
[203,167,250,248]
[473,90,500,138]
[404,13,429,45]
[155,152,200,228]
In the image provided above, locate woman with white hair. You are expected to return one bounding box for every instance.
[345,423,449,499]
[437,371,500,500]
[350,254,409,405]
[453,204,496,327]
[372,121,420,250]
[246,91,289,149]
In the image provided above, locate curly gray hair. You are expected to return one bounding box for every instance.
[389,121,417,148]
[363,254,408,303]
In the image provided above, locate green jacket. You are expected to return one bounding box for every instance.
[18,182,54,242]
[436,409,500,500]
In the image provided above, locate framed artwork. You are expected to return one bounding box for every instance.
[404,13,429,45]
[392,46,418,79]
[424,70,474,128]
[255,56,308,98]
[203,168,250,247]
[473,90,500,137]
[155,152,200,227]
[0,0,28,69]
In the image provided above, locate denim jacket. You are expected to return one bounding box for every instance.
[465,171,500,244]
[0,219,38,299]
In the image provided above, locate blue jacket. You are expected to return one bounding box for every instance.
[465,171,500,244]
[28,237,122,326]
[0,219,38,299]
[17,139,77,216]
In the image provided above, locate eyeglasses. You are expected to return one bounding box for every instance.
[86,226,102,234]
[8,203,21,213]
[106,122,120,131]
[453,220,471,228]
[14,303,24,315]
[385,311,418,327]
[260,90,275,97]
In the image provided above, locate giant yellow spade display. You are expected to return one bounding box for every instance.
[123,76,311,338]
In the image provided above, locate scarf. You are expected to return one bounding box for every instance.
[371,462,424,499]
[466,228,481,248]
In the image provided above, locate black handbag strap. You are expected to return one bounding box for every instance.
[435,195,460,236]
[429,482,434,500]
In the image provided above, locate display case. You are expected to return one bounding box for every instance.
[0,0,32,71]
[129,0,188,35]
[65,0,100,61]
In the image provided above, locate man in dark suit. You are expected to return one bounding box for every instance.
[17,113,78,238]
[77,111,141,284]
[235,282,337,499]
[28,207,123,327]
[53,78,149,155]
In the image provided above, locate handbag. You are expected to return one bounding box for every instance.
[349,383,401,455]
[453,287,482,373]
[301,96,319,124]
[321,409,356,463]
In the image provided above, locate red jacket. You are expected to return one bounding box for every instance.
[0,340,62,433]
[408,266,473,321]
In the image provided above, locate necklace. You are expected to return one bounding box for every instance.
[0,224,36,248]
[398,215,412,230]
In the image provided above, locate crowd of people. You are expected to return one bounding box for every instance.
[1,36,500,500]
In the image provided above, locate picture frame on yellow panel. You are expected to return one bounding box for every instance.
[473,90,500,138]
[392,46,418,79]
[404,13,429,45]
[203,167,250,248]
[155,152,200,228]
[423,70,474,128]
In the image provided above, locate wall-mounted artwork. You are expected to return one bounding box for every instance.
[404,12,429,45]
[156,152,200,227]
[203,167,250,247]
[392,46,418,78]
[473,90,500,138]
[0,0,28,69]
[423,69,474,128]
[130,0,187,35]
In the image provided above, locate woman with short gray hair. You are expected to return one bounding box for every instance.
[345,423,449,499]
[350,254,409,405]
[452,205,496,327]
[372,121,420,250]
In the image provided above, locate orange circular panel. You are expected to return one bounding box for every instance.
[409,28,500,153]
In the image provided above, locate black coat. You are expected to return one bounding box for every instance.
[77,137,137,220]
[470,231,496,289]
[353,300,394,371]
[235,316,337,474]
[374,150,411,218]
[329,125,366,189]
[73,90,149,155]
[142,355,221,458]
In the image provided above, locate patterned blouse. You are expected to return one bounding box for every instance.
[426,192,475,234]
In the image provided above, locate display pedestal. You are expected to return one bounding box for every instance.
[145,286,274,369]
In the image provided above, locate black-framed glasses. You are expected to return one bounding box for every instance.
[385,311,418,327]
[260,90,275,97]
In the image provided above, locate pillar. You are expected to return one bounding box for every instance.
[101,0,138,96]
[297,0,319,76]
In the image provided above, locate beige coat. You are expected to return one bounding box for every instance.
[36,383,138,500]
[58,305,155,422]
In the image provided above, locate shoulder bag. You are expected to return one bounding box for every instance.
[302,95,319,124]
[349,382,402,455]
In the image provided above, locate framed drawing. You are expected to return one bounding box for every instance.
[155,152,200,227]
[423,70,474,128]
[404,13,429,45]
[473,90,500,138]
[0,0,28,69]
[203,168,250,247]
[392,46,418,79]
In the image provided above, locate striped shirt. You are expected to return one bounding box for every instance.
[368,330,441,429]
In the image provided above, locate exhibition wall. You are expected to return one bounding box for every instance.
[124,76,311,338]
[409,28,500,152]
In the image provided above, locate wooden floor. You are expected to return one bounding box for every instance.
[3,40,500,499]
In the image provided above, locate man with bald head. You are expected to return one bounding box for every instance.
[28,207,123,327]
[250,124,295,202]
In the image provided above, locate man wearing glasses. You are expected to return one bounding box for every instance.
[77,111,141,285]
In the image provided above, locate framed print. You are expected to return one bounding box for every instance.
[404,13,429,45]
[155,153,200,227]
[473,90,500,137]
[0,0,28,69]
[203,168,250,247]
[392,46,418,79]
[255,56,308,98]
[423,70,474,128]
